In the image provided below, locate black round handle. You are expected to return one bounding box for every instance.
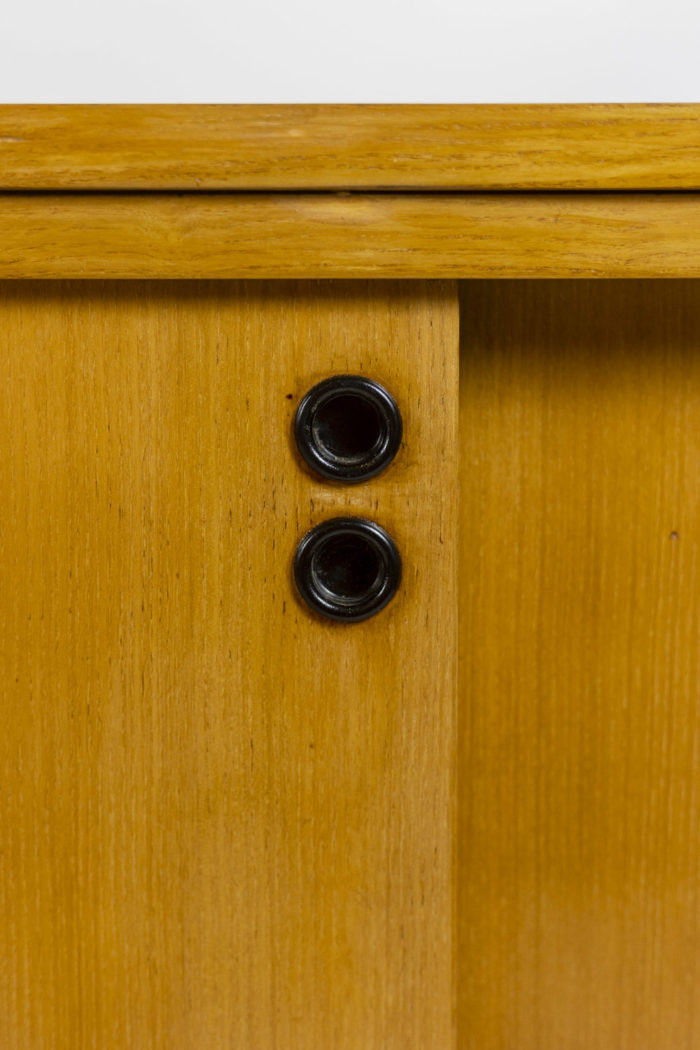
[294,375,402,483]
[294,517,402,622]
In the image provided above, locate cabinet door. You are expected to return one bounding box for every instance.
[459,280,700,1050]
[0,280,458,1050]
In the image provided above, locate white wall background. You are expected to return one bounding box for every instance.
[1,0,699,103]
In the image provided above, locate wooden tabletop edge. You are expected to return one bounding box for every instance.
[0,104,699,191]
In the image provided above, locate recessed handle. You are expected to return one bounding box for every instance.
[294,375,402,483]
[294,517,402,622]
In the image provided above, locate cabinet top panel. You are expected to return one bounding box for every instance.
[1,104,699,192]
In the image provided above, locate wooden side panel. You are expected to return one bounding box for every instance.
[0,280,458,1050]
[1,104,700,191]
[458,280,700,1050]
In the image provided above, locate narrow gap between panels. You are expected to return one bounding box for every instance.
[0,188,699,197]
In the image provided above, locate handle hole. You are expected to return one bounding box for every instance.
[294,517,401,622]
[311,533,384,605]
[311,393,384,464]
[294,375,402,483]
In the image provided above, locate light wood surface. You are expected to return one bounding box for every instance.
[0,279,458,1050]
[1,193,700,279]
[1,105,700,190]
[458,279,700,1050]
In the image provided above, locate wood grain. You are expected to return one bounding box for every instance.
[1,105,700,190]
[0,279,458,1050]
[458,279,700,1050]
[1,193,700,279]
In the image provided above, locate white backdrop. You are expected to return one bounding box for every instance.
[1,0,699,103]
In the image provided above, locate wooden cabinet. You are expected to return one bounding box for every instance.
[1,106,699,1049]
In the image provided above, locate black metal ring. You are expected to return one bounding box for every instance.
[294,375,402,483]
[294,517,402,622]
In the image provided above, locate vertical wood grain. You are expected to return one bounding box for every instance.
[458,280,700,1050]
[0,280,458,1050]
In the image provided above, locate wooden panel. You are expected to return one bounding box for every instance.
[0,280,458,1050]
[1,105,700,191]
[458,280,700,1049]
[2,193,700,279]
